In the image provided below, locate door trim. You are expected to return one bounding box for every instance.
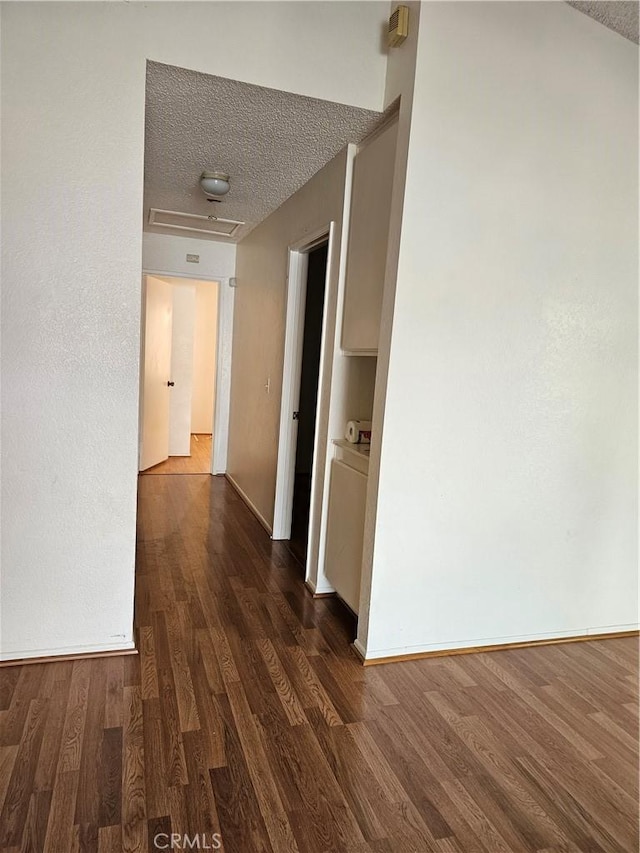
[272,224,334,541]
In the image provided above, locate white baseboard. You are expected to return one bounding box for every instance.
[225,473,273,535]
[0,638,136,664]
[309,575,336,596]
[358,624,640,663]
[305,576,336,596]
[353,638,367,660]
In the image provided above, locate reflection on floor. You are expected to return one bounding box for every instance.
[287,472,311,569]
[141,434,212,475]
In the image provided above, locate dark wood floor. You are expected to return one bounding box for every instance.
[287,473,312,569]
[0,475,638,853]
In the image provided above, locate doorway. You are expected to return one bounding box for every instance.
[139,275,219,475]
[273,233,330,571]
[288,243,328,565]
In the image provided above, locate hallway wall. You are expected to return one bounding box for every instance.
[228,148,352,546]
[142,232,236,282]
[0,2,388,660]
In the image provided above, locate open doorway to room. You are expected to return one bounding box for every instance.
[139,274,219,475]
[272,229,331,574]
[288,242,329,566]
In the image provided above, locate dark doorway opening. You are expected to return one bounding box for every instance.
[287,242,329,568]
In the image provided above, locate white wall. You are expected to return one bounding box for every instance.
[358,1,421,641]
[192,282,218,434]
[142,232,236,282]
[359,2,639,659]
[168,285,196,456]
[0,1,388,660]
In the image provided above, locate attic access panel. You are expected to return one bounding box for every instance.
[149,208,245,239]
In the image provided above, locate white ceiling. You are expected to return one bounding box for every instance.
[143,62,385,243]
[566,1,639,43]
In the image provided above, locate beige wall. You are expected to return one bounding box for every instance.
[228,148,351,531]
[191,282,218,434]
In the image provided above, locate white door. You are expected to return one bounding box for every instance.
[140,277,173,471]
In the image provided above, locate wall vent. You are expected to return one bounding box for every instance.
[148,208,245,239]
[388,5,409,47]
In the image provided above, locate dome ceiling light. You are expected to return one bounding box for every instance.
[200,170,230,200]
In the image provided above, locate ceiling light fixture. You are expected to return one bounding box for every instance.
[200,170,230,199]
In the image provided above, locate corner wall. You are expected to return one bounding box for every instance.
[0,1,388,661]
[360,1,639,659]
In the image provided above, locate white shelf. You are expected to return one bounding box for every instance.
[332,439,370,475]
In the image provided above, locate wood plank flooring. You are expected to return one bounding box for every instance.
[0,474,638,852]
[140,435,212,475]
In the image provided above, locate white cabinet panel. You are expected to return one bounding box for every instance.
[342,119,398,353]
[324,459,368,613]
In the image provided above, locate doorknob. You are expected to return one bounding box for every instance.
[167,381,175,387]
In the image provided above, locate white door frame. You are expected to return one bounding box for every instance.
[272,223,334,541]
[141,269,234,475]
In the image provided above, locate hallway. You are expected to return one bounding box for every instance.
[0,476,637,852]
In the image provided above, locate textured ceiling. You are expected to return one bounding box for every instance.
[566,1,639,43]
[144,62,384,243]
[145,6,637,244]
